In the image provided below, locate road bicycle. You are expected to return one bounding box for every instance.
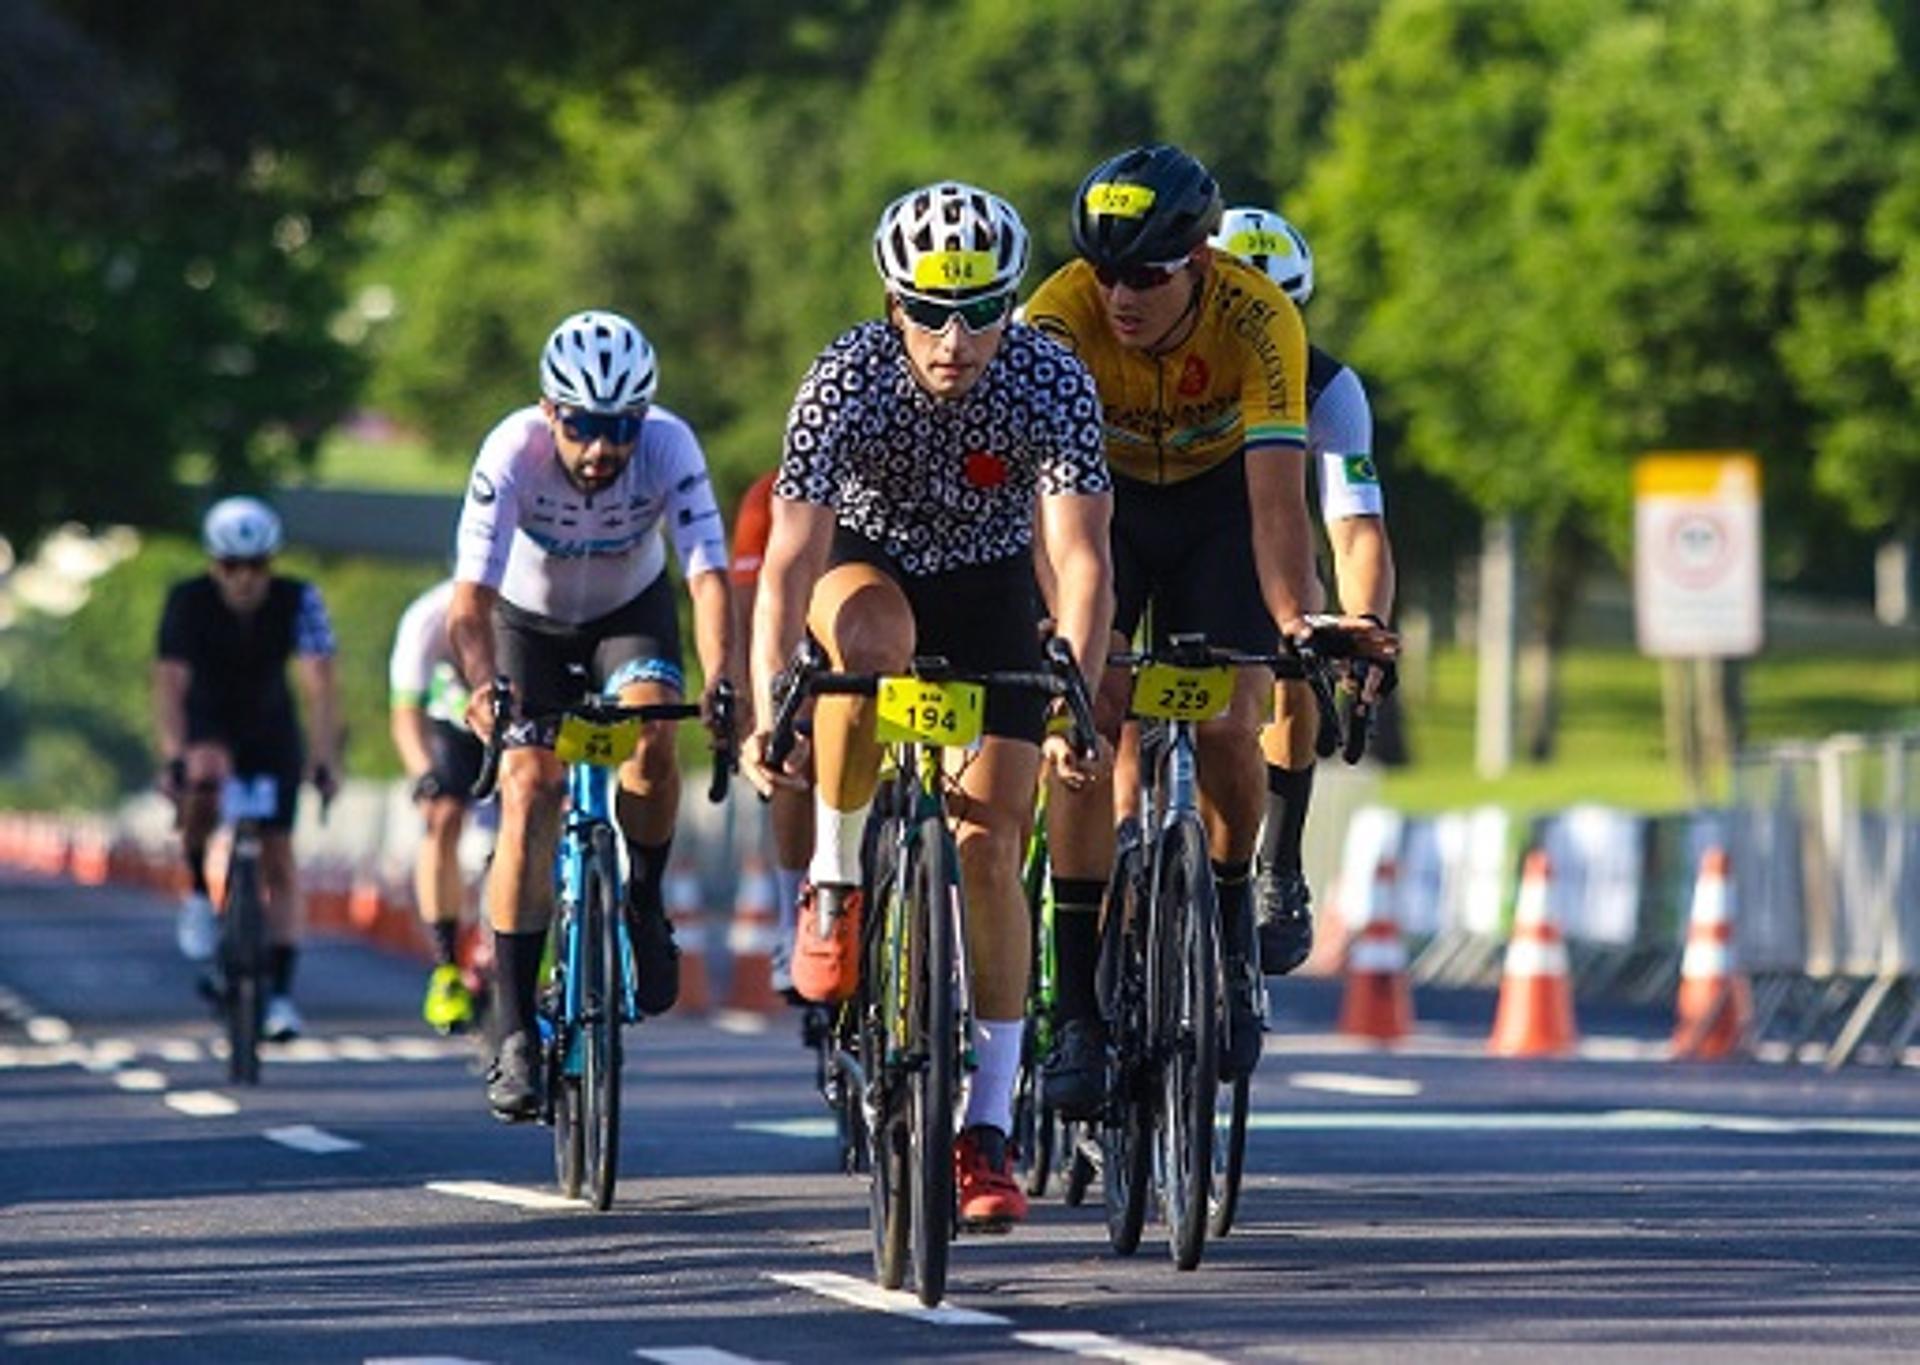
[1094,624,1372,1267]
[214,775,280,1086]
[765,635,1095,1306]
[475,674,736,1210]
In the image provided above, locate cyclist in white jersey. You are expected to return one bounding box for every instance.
[745,182,1113,1229]
[389,577,487,1032]
[1209,207,1398,974]
[449,309,735,1121]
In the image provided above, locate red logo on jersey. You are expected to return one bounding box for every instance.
[963,451,1009,488]
[1178,356,1210,396]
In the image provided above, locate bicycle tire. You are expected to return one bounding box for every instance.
[222,846,264,1086]
[549,920,584,1200]
[1209,1073,1250,1237]
[909,821,956,1306]
[865,821,909,1289]
[581,826,624,1211]
[1062,1119,1096,1207]
[1157,815,1219,1270]
[1099,842,1150,1255]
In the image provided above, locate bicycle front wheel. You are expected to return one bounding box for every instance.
[1156,816,1219,1271]
[1209,1072,1250,1237]
[908,822,956,1306]
[1099,841,1151,1255]
[222,850,265,1087]
[865,818,909,1289]
[582,826,624,1211]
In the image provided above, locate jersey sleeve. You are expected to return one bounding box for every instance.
[1312,366,1385,521]
[156,581,194,663]
[657,417,729,579]
[454,416,525,589]
[1236,287,1309,457]
[293,584,336,658]
[387,590,439,704]
[775,332,863,508]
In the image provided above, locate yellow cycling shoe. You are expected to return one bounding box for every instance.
[422,963,476,1034]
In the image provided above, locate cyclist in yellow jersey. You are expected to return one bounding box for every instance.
[1023,144,1319,1110]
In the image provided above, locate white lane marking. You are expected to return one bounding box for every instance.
[737,1118,837,1140]
[636,1350,785,1365]
[1017,1331,1234,1365]
[165,1090,240,1117]
[1287,1070,1422,1098]
[158,1037,205,1063]
[84,1038,138,1071]
[26,1015,72,1044]
[768,1271,1008,1326]
[712,1010,772,1036]
[332,1035,390,1062]
[426,1180,584,1211]
[265,1124,363,1154]
[114,1068,169,1092]
[1244,1109,1920,1137]
[1258,1032,1671,1063]
[366,1356,496,1364]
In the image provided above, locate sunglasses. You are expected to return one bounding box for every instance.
[215,556,270,574]
[1091,254,1194,291]
[895,290,1014,336]
[557,408,645,446]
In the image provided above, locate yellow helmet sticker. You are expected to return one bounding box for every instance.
[1085,183,1156,218]
[1225,228,1288,258]
[912,250,998,292]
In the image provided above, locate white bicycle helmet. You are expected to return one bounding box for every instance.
[1211,207,1314,307]
[872,182,1030,299]
[202,496,283,558]
[539,309,658,412]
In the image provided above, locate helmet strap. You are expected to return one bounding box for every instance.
[1142,266,1205,357]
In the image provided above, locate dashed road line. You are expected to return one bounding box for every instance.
[1016,1331,1234,1365]
[165,1089,240,1117]
[265,1124,363,1154]
[425,1180,584,1211]
[635,1349,786,1365]
[1287,1070,1422,1098]
[736,1118,837,1140]
[1243,1108,1920,1137]
[113,1068,169,1092]
[768,1270,1007,1326]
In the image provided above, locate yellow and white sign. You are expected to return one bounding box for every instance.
[1633,452,1763,658]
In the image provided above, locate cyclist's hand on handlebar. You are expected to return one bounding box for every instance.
[1303,612,1401,663]
[465,680,512,742]
[742,728,811,798]
[1042,729,1111,793]
[702,677,742,745]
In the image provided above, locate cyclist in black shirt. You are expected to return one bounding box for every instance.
[153,497,342,1042]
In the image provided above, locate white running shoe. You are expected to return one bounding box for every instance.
[175,894,218,962]
[263,995,304,1042]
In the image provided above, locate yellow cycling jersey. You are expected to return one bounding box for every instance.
[1023,254,1308,485]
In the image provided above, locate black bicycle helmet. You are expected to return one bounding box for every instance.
[1070,143,1224,270]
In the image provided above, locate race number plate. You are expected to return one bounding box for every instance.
[554,714,641,767]
[1131,662,1233,721]
[875,677,984,747]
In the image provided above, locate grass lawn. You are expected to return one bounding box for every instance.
[1379,643,1918,816]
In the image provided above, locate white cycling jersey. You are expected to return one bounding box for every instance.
[1307,346,1384,523]
[454,404,728,624]
[388,579,469,727]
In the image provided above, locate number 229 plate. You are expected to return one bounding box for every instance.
[1131,662,1233,720]
[874,677,984,746]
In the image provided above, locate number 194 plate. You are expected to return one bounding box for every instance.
[875,677,984,746]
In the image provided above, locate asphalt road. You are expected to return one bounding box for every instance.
[3,871,1919,1363]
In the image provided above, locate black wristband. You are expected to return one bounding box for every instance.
[1358,612,1389,630]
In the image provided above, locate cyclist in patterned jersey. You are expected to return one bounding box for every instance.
[744,181,1114,1229]
[448,309,736,1122]
[389,577,487,1032]
[1210,207,1399,975]
[729,471,813,997]
[1023,144,1325,1113]
[155,496,342,1043]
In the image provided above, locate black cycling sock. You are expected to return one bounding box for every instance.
[492,929,546,1042]
[431,920,460,967]
[1213,860,1253,962]
[269,945,297,996]
[1258,763,1315,876]
[1051,876,1106,1023]
[626,837,672,920]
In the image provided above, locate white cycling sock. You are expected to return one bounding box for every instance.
[809,795,869,887]
[962,1016,1022,1136]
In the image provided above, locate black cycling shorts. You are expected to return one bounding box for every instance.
[828,527,1047,745]
[427,719,485,799]
[494,572,684,746]
[1111,450,1276,652]
[183,717,303,831]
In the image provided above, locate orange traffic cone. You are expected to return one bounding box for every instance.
[1337,858,1415,1042]
[1671,847,1750,1060]
[724,853,781,1014]
[1488,850,1578,1057]
[304,859,353,934]
[67,821,111,886]
[667,856,711,1016]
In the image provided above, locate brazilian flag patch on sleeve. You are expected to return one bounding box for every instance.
[1343,453,1380,485]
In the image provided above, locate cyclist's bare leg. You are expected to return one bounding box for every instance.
[1260,677,1318,769]
[613,679,682,849]
[179,743,232,893]
[1195,668,1269,863]
[416,797,467,928]
[488,747,564,933]
[258,832,301,945]
[806,564,911,818]
[950,738,1043,1022]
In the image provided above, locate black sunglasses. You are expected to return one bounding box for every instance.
[215,556,270,573]
[1091,255,1193,291]
[558,408,645,445]
[896,290,1014,336]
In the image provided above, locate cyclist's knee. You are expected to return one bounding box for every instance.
[498,757,563,818]
[423,799,465,841]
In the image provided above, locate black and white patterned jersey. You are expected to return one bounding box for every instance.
[775,321,1110,577]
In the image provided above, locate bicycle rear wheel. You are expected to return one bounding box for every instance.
[222,848,265,1086]
[1156,816,1219,1270]
[908,822,956,1306]
[1099,842,1150,1255]
[1209,1073,1250,1237]
[582,827,624,1211]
